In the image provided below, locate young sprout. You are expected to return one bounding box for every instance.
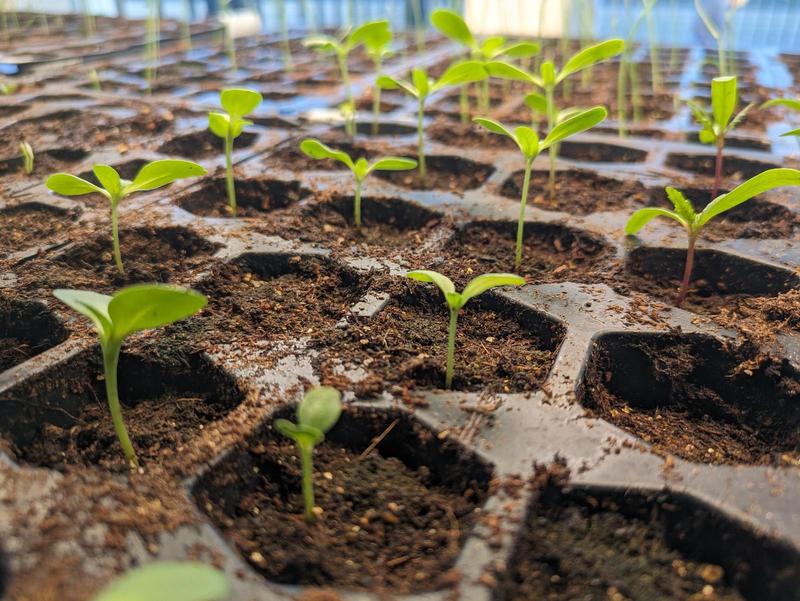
[377,61,487,180]
[487,39,624,200]
[19,141,33,175]
[299,138,416,227]
[625,168,800,307]
[685,75,752,199]
[358,20,393,135]
[208,88,263,218]
[407,270,525,389]
[474,106,608,269]
[89,68,102,91]
[46,160,206,274]
[93,561,229,601]
[304,21,390,136]
[54,284,208,467]
[0,82,18,95]
[275,386,342,523]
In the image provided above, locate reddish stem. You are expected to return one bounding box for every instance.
[675,233,697,308]
[712,140,724,200]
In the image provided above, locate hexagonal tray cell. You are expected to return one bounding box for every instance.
[556,140,648,163]
[443,220,612,283]
[16,226,219,294]
[500,168,648,214]
[186,253,368,346]
[0,297,67,373]
[334,121,418,137]
[0,202,78,256]
[665,152,781,180]
[193,405,492,592]
[157,129,257,159]
[495,483,799,600]
[316,284,565,395]
[623,246,800,315]
[177,177,310,218]
[373,155,495,192]
[0,347,243,470]
[580,332,800,466]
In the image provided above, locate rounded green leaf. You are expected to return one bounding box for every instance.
[479,36,507,59]
[124,160,207,195]
[625,207,686,235]
[53,289,112,341]
[431,9,475,48]
[523,93,548,115]
[348,20,391,52]
[461,273,525,305]
[433,60,486,91]
[221,88,263,118]
[92,165,122,198]
[762,98,800,112]
[107,284,207,340]
[369,157,417,173]
[298,386,342,434]
[412,68,430,97]
[541,106,607,149]
[299,139,355,170]
[500,41,540,59]
[46,173,107,198]
[540,60,556,86]
[354,157,370,181]
[557,39,625,83]
[275,419,324,449]
[303,34,340,53]
[92,562,229,601]
[514,126,540,159]
[208,112,230,138]
[407,269,456,297]
[485,61,536,83]
[473,117,515,140]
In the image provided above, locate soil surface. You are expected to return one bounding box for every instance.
[0,337,40,372]
[0,203,78,255]
[158,129,258,159]
[177,175,309,217]
[373,155,494,192]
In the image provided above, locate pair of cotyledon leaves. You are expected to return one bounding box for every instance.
[208,88,263,140]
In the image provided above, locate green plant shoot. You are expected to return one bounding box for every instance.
[93,561,229,601]
[377,61,487,180]
[358,20,393,134]
[407,270,525,389]
[46,160,206,274]
[625,168,800,307]
[19,141,33,175]
[208,88,263,218]
[304,21,390,136]
[685,76,752,199]
[299,138,416,227]
[486,39,624,200]
[275,386,342,523]
[474,106,608,269]
[54,284,208,467]
[761,98,800,139]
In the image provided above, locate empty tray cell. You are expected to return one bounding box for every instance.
[0,298,67,373]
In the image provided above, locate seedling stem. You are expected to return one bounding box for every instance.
[102,338,137,465]
[445,307,458,389]
[676,232,697,307]
[417,98,426,180]
[516,157,534,269]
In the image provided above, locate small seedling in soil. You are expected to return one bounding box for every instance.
[685,75,752,198]
[431,8,539,117]
[47,160,206,273]
[208,88,263,217]
[54,284,207,468]
[626,168,800,306]
[299,138,416,227]
[0,83,17,95]
[487,39,624,200]
[92,561,229,601]
[358,19,393,134]
[475,106,608,268]
[406,270,525,388]
[304,21,390,136]
[377,61,487,180]
[19,141,33,175]
[275,386,342,523]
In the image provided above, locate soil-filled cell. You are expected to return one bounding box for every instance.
[177,177,310,217]
[0,298,67,373]
[0,202,78,256]
[157,129,257,159]
[374,155,494,192]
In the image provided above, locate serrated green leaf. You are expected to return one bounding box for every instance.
[557,39,625,83]
[431,8,475,48]
[299,138,355,171]
[220,88,262,118]
[107,284,207,340]
[124,160,207,194]
[298,386,342,434]
[541,106,607,149]
[461,273,525,304]
[625,207,687,234]
[665,187,697,222]
[92,561,229,601]
[46,173,108,198]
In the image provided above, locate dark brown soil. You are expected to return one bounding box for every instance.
[266,141,368,172]
[428,118,519,150]
[374,155,494,192]
[316,287,562,395]
[0,147,89,178]
[500,168,648,214]
[177,176,310,217]
[157,129,258,159]
[582,335,800,466]
[665,153,780,180]
[0,203,77,255]
[194,410,489,592]
[557,140,648,163]
[0,337,38,372]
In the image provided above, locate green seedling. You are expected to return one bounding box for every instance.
[299,138,416,227]
[46,160,206,274]
[54,284,208,467]
[358,20,393,134]
[685,75,752,199]
[0,82,18,95]
[275,386,343,523]
[93,561,229,601]
[626,168,800,307]
[474,106,608,269]
[487,39,624,200]
[89,68,102,91]
[208,88,263,218]
[377,61,487,180]
[304,21,390,136]
[431,9,539,118]
[695,0,741,76]
[19,141,33,175]
[406,270,525,389]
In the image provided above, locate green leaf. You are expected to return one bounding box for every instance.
[665,187,696,222]
[229,116,253,139]
[353,157,369,181]
[685,99,713,128]
[781,127,800,137]
[377,74,418,98]
[540,60,556,86]
[92,562,229,601]
[541,106,607,149]
[298,386,342,434]
[711,76,737,128]
[299,139,355,171]
[625,207,687,235]
[274,419,324,448]
[124,160,207,195]
[107,284,207,340]
[208,111,230,138]
[514,126,540,159]
[46,173,108,198]
[523,92,547,115]
[220,88,263,118]
[698,128,716,144]
[431,9,475,48]
[485,61,536,84]
[92,165,122,199]
[433,60,486,91]
[461,273,525,305]
[351,19,392,54]
[369,157,418,173]
[499,41,540,59]
[761,98,800,112]
[557,39,625,84]
[479,36,506,59]
[412,68,430,97]
[303,34,341,54]
[473,117,515,139]
[728,102,753,131]
[697,168,800,228]
[53,289,112,341]
[407,270,456,298]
